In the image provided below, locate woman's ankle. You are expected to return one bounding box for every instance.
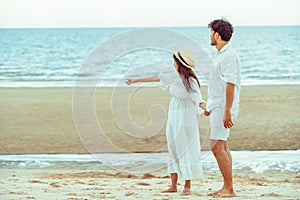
[184,180,191,189]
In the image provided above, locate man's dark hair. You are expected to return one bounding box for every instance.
[208,19,233,41]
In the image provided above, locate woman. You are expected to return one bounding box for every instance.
[126,49,206,195]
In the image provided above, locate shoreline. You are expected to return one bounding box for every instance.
[1,150,299,174]
[1,85,299,154]
[0,149,299,155]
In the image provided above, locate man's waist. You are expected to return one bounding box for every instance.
[207,98,239,111]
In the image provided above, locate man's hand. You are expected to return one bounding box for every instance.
[224,82,235,128]
[223,110,234,129]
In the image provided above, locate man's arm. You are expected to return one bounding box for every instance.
[223,82,235,128]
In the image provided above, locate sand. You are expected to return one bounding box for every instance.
[1,85,299,154]
[1,165,299,200]
[0,85,300,199]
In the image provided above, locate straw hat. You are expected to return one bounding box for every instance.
[173,49,196,69]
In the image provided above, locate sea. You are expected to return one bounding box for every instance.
[0,26,299,173]
[1,151,299,174]
[0,26,300,87]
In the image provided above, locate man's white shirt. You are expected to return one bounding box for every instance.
[207,43,241,116]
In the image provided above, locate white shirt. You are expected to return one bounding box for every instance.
[206,44,241,116]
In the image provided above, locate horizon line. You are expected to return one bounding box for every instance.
[0,24,299,29]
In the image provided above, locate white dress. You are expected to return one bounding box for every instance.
[159,70,204,180]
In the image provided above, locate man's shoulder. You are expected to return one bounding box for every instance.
[225,45,239,56]
[223,47,240,65]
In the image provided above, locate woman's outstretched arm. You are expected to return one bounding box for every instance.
[126,76,160,85]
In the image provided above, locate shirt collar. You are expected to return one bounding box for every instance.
[218,43,231,54]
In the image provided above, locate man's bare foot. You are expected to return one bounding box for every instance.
[208,188,235,198]
[208,190,218,196]
[161,187,177,193]
[181,188,191,196]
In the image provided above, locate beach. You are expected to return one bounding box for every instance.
[1,166,299,200]
[1,85,299,154]
[1,85,300,200]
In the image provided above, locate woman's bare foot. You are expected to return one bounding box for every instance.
[181,187,191,195]
[161,187,177,193]
[208,188,235,198]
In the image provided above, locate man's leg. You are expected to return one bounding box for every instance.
[208,140,235,197]
[225,141,233,181]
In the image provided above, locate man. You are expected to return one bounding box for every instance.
[205,19,241,198]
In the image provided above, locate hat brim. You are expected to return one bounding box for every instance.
[173,51,196,69]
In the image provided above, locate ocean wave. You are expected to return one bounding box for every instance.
[0,151,299,173]
[0,27,299,87]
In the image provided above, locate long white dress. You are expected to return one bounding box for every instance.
[159,70,204,180]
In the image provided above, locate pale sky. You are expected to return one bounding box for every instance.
[0,0,299,28]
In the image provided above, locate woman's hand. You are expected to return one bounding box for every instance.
[126,78,137,85]
[199,102,210,116]
[126,76,159,85]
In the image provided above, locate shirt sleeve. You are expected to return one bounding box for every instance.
[159,71,177,91]
[189,78,206,114]
[221,55,239,85]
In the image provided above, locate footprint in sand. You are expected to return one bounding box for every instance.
[88,180,98,185]
[84,187,102,190]
[153,194,173,200]
[49,182,60,188]
[99,192,111,195]
[9,191,26,195]
[74,181,86,184]
[28,180,45,184]
[66,193,78,196]
[261,193,282,197]
[125,192,135,196]
[142,173,157,179]
[256,182,267,186]
[137,182,151,186]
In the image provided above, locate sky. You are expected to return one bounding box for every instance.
[0,0,299,28]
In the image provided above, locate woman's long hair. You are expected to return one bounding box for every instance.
[173,55,200,93]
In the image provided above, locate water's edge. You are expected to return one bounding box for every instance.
[0,151,299,173]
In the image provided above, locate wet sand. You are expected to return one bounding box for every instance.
[1,85,300,154]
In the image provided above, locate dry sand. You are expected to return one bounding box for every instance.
[1,85,299,154]
[1,166,299,200]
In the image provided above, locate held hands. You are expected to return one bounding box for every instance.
[199,102,210,116]
[203,108,234,128]
[204,110,210,116]
[223,110,234,129]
